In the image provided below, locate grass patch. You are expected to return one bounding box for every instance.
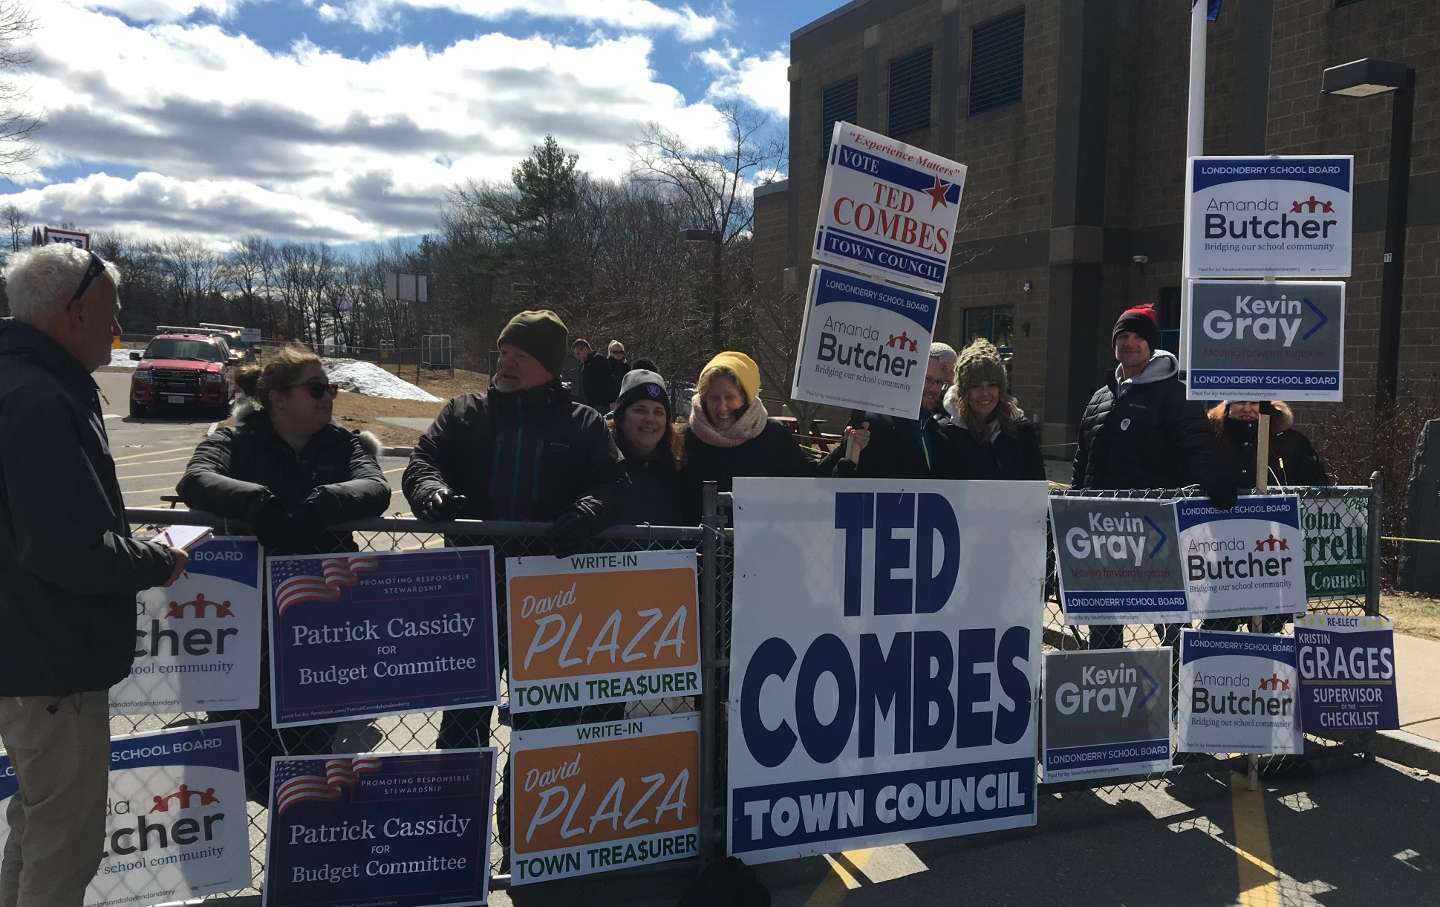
[1381,592,1440,641]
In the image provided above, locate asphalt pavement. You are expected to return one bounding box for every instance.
[95,369,413,515]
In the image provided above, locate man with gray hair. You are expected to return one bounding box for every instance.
[0,243,187,906]
[818,340,958,479]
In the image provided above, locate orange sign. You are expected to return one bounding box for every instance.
[506,550,700,712]
[509,713,700,884]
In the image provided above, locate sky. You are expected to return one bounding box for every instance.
[0,0,843,246]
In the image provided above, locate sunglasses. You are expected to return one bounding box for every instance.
[286,380,339,399]
[68,251,107,306]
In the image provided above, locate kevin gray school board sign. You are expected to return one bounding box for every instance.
[812,122,967,295]
[1185,155,1353,278]
[790,265,940,419]
[727,479,1046,863]
[1186,280,1345,402]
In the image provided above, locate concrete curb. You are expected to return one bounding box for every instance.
[1374,729,1440,773]
[381,446,413,458]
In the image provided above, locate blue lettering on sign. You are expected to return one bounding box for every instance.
[739,492,1031,769]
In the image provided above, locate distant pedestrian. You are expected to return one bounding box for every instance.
[631,356,658,373]
[0,244,188,906]
[570,338,594,404]
[581,337,618,412]
[680,351,812,520]
[940,339,1045,480]
[817,341,956,479]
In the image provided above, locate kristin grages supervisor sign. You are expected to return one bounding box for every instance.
[812,122,967,295]
[1186,156,1353,278]
[1186,280,1345,402]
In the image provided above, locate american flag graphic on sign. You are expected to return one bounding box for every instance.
[273,756,383,814]
[272,555,380,616]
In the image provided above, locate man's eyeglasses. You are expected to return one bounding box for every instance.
[69,252,107,306]
[287,380,339,400]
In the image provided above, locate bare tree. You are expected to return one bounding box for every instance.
[0,3,38,176]
[2,202,26,251]
[159,237,225,325]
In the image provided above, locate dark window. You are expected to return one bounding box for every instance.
[1331,0,1364,7]
[969,8,1025,115]
[963,306,1016,353]
[888,46,933,137]
[1157,286,1181,353]
[821,77,858,159]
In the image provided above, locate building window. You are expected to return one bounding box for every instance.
[888,46,933,137]
[1331,0,1364,7]
[821,76,858,159]
[963,305,1016,353]
[969,8,1025,115]
[1157,286,1182,353]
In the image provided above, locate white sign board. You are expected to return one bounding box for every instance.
[1185,155,1353,278]
[790,265,939,419]
[1176,496,1308,621]
[1178,630,1302,755]
[812,122,967,295]
[44,226,90,249]
[728,479,1046,863]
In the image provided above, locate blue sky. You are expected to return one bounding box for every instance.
[0,0,842,245]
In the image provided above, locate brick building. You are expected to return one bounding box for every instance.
[754,0,1440,446]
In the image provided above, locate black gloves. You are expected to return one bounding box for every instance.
[415,487,469,522]
[246,491,297,551]
[300,487,341,537]
[549,496,605,557]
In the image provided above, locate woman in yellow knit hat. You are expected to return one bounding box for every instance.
[679,350,812,520]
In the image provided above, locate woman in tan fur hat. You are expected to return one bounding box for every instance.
[939,338,1045,480]
[1206,400,1329,488]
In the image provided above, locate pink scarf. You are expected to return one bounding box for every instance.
[687,394,770,448]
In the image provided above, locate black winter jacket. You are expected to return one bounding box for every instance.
[581,356,620,412]
[1212,402,1330,488]
[402,383,626,526]
[940,411,1047,481]
[817,410,948,479]
[681,419,813,521]
[176,405,390,555]
[1072,352,1234,503]
[612,431,685,526]
[0,320,177,695]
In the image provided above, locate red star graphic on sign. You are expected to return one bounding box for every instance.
[925,176,952,210]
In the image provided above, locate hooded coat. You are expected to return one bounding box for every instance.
[177,402,390,555]
[1209,401,1330,488]
[0,319,177,695]
[1072,351,1234,504]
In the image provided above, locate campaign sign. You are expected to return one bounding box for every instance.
[1186,280,1345,402]
[1185,155,1353,278]
[812,121,967,294]
[112,537,262,714]
[1295,614,1398,734]
[728,479,1046,863]
[1,723,250,905]
[1042,648,1172,782]
[1176,495,1307,621]
[790,266,939,420]
[1178,630,1302,755]
[268,547,499,727]
[1302,496,1368,599]
[510,713,699,885]
[1050,498,1186,624]
[264,748,496,906]
[506,550,701,713]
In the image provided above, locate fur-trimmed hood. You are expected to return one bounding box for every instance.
[228,400,381,459]
[1207,400,1294,435]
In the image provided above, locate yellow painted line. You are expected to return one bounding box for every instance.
[1230,774,1280,905]
[804,848,875,906]
[111,445,192,462]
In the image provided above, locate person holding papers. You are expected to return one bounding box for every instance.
[176,344,389,804]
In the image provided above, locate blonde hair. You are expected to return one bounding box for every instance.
[234,344,322,407]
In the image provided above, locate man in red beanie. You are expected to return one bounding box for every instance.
[1072,302,1235,649]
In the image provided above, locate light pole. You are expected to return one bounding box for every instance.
[682,228,723,353]
[1321,57,1415,414]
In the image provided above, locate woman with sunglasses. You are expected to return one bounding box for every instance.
[175,343,388,803]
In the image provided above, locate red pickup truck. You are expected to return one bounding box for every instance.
[129,332,237,418]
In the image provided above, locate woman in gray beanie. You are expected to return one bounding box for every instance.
[939,338,1045,480]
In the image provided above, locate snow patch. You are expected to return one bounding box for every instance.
[324,359,440,402]
[110,349,139,369]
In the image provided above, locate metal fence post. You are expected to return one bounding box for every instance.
[697,480,721,868]
[1367,470,1384,618]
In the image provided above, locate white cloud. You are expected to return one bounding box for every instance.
[701,43,788,118]
[76,0,240,22]
[323,0,725,40]
[3,0,735,242]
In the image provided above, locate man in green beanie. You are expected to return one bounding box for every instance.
[402,309,628,815]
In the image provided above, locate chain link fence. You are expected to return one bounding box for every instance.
[2,480,1380,901]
